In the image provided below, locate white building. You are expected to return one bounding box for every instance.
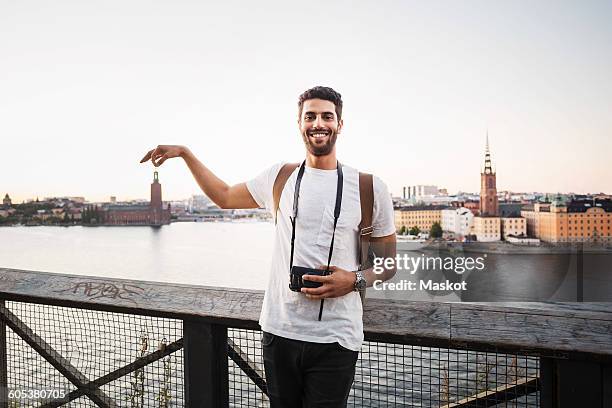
[410,195,456,206]
[403,185,440,200]
[441,207,474,239]
[188,194,213,213]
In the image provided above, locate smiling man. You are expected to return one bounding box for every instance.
[140,86,397,407]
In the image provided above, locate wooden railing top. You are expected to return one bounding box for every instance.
[1,267,611,360]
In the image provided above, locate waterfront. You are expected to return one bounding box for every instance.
[1,222,611,302]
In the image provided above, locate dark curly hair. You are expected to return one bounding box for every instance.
[297,86,343,120]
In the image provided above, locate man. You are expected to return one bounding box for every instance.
[140,86,397,407]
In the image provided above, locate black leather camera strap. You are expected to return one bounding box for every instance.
[289,160,343,321]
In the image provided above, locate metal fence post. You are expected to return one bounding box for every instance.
[184,319,229,407]
[540,357,608,407]
[576,242,584,301]
[540,357,554,408]
[0,300,8,408]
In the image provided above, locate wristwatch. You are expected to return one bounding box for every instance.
[354,271,367,291]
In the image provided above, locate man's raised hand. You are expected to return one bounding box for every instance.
[139,145,186,167]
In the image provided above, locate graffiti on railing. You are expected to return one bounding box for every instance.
[55,281,146,303]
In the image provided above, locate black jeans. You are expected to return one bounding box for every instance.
[262,331,359,408]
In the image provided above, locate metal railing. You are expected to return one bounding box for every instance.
[0,267,611,407]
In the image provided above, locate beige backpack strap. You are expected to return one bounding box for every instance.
[358,172,374,302]
[273,163,300,224]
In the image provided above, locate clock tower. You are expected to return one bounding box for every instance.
[479,133,499,216]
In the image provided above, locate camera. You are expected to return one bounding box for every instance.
[289,266,329,292]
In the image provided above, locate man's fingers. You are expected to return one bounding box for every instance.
[305,293,329,300]
[301,285,328,295]
[301,271,340,298]
[302,287,333,299]
[155,154,169,167]
[145,148,161,165]
[302,274,332,283]
[152,153,163,165]
[140,149,154,163]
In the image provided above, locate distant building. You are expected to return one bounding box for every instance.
[33,209,53,221]
[521,198,612,243]
[479,135,499,217]
[472,134,504,242]
[100,170,171,226]
[0,195,17,218]
[394,205,446,232]
[169,200,188,216]
[68,207,82,220]
[0,194,16,217]
[594,193,612,200]
[0,209,14,218]
[40,196,85,206]
[472,216,501,242]
[110,196,117,203]
[499,202,524,217]
[501,217,527,240]
[441,207,474,239]
[463,200,480,215]
[188,195,213,213]
[403,185,440,200]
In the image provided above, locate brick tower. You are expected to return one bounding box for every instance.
[479,133,499,216]
[150,169,163,224]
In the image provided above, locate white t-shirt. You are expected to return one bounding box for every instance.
[246,162,395,351]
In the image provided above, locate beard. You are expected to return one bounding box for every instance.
[301,128,338,157]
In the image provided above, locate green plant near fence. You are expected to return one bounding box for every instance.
[124,328,174,408]
[126,327,148,407]
[156,337,173,408]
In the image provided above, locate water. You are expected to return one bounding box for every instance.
[2,222,610,301]
[0,222,275,290]
[1,223,606,406]
[378,247,612,302]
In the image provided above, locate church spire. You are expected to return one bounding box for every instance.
[483,130,494,175]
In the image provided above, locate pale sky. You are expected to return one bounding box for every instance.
[1,0,611,203]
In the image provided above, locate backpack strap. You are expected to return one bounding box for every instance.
[273,163,300,224]
[358,172,374,302]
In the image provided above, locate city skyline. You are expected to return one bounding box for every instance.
[4,136,609,204]
[2,1,611,203]
[5,182,608,206]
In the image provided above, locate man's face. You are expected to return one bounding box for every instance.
[298,99,343,157]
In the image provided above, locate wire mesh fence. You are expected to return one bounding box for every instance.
[1,301,539,407]
[2,301,184,407]
[226,329,540,408]
[352,342,539,407]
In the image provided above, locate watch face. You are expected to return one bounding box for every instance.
[355,272,366,290]
[357,278,367,290]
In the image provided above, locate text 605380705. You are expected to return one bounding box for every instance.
[4,388,68,402]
